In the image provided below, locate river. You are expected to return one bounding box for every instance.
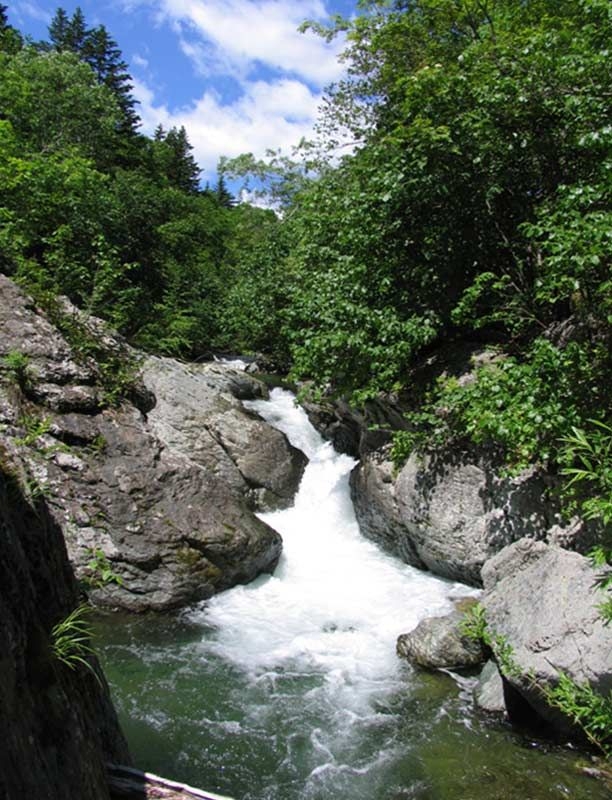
[94,388,607,800]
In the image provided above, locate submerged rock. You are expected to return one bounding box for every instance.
[482,539,612,737]
[0,276,301,611]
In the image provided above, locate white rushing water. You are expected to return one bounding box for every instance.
[183,388,477,797]
[97,387,609,800]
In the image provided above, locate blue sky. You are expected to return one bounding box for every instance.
[7,0,358,183]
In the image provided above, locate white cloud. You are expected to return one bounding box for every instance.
[12,0,51,24]
[133,76,322,177]
[127,0,345,87]
[132,53,150,70]
[126,1,348,180]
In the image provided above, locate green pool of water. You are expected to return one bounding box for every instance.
[93,612,609,800]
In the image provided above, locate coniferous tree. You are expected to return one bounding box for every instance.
[168,126,200,194]
[153,126,201,194]
[65,6,87,51]
[215,175,235,208]
[48,7,71,50]
[83,24,139,136]
[47,8,139,137]
[0,4,22,52]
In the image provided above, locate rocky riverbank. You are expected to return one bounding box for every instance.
[1,274,609,770]
[304,368,611,754]
[0,275,306,612]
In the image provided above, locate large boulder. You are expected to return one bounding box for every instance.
[0,276,301,611]
[142,356,307,512]
[482,539,612,737]
[351,444,592,586]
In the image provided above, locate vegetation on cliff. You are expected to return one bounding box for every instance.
[1,3,609,540]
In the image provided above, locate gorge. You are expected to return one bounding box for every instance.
[0,276,609,798]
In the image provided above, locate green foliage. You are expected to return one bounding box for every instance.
[50,603,99,680]
[15,414,51,447]
[542,673,612,758]
[458,601,488,642]
[212,205,291,362]
[152,125,200,194]
[460,602,521,678]
[1,350,31,388]
[274,0,612,403]
[47,7,139,138]
[0,18,248,362]
[0,4,22,53]
[561,420,612,527]
[560,420,612,622]
[393,338,607,473]
[82,547,123,590]
[0,48,123,164]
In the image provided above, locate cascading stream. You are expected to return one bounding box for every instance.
[205,387,469,692]
[182,388,475,797]
[95,387,607,800]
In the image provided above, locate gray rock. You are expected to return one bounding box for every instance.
[396,611,486,670]
[0,455,130,800]
[142,356,306,511]
[482,539,612,737]
[0,276,299,612]
[303,393,409,458]
[474,660,506,714]
[350,449,425,567]
[351,444,584,586]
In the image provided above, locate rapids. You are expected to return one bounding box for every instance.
[94,388,607,800]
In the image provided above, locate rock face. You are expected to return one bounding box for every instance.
[303,393,409,459]
[142,356,306,513]
[473,660,506,714]
[396,610,486,670]
[482,539,612,736]
[351,444,589,586]
[0,276,304,611]
[0,455,130,800]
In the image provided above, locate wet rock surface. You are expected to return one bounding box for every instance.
[396,610,487,670]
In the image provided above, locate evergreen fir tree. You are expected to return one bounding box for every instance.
[0,4,23,52]
[84,24,139,136]
[48,9,139,137]
[154,126,201,194]
[48,7,71,50]
[215,175,235,208]
[65,6,87,51]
